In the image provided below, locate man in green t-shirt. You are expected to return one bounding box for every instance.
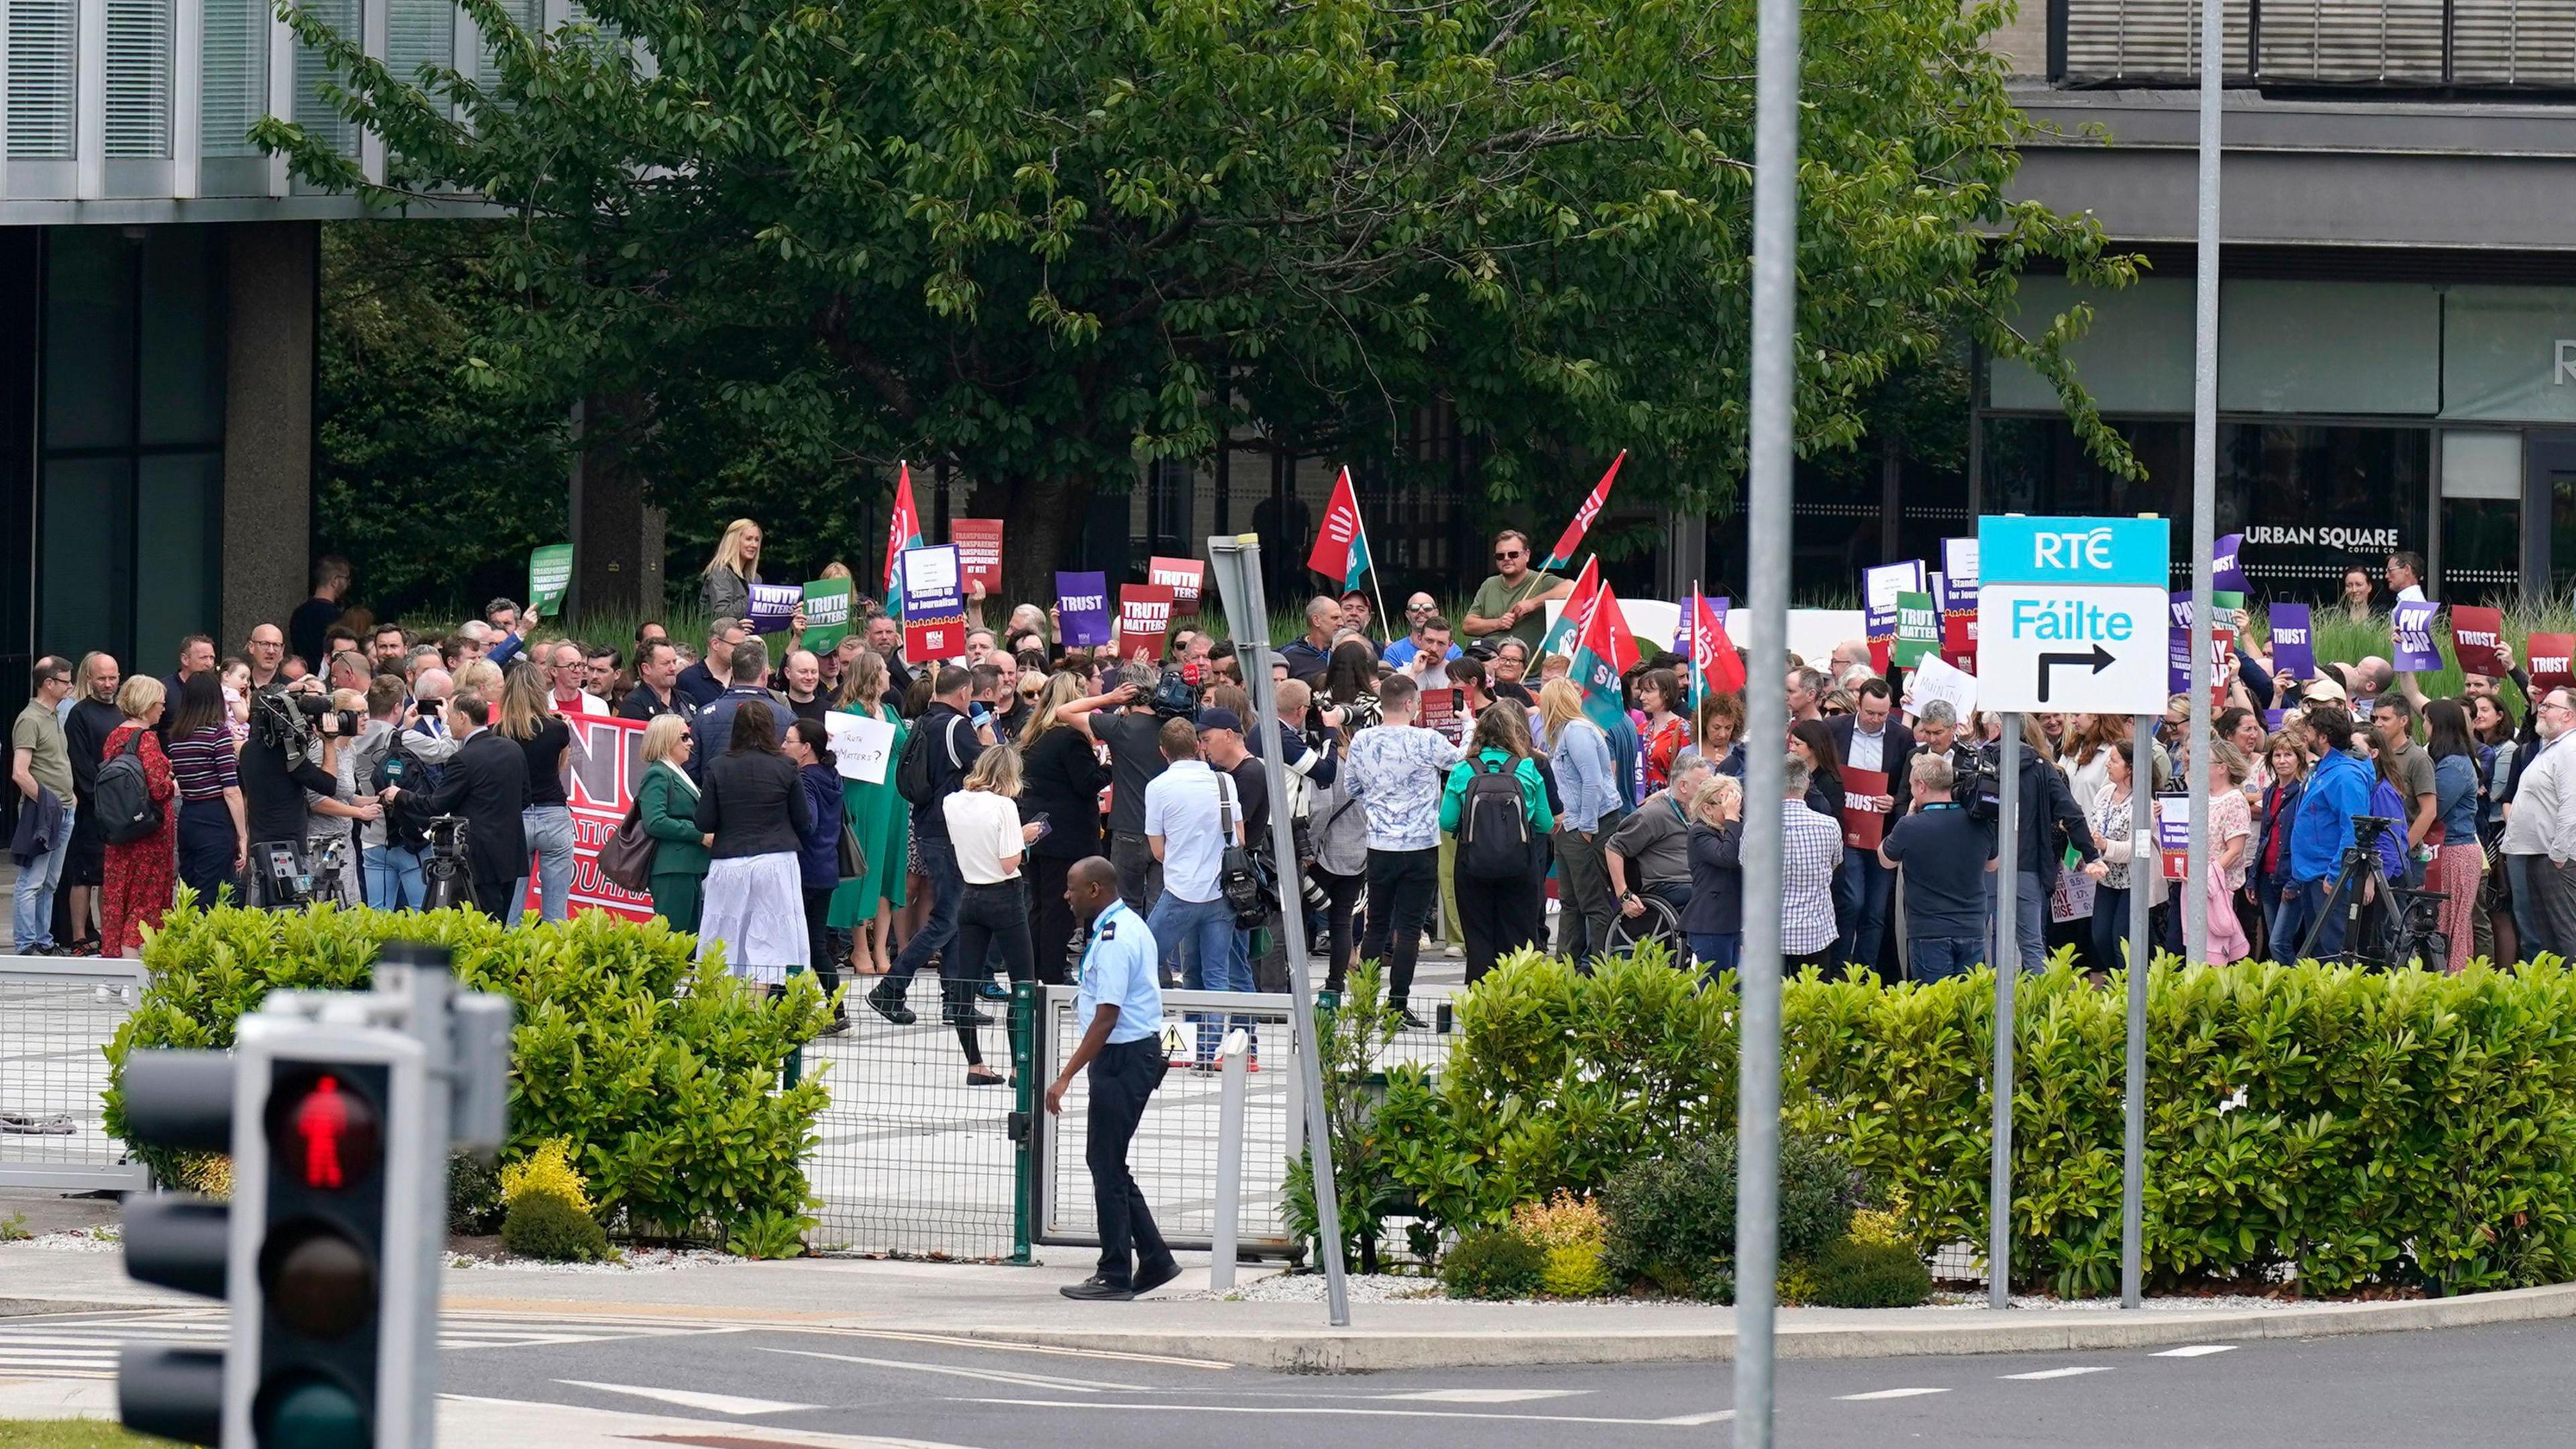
[1462,529,1572,653]
[12,655,76,953]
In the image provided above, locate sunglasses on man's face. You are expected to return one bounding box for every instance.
[1494,551,1523,563]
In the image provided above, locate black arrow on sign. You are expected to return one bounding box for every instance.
[2037,645,2116,703]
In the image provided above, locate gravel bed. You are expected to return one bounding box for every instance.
[443,1246,738,1273]
[9,1228,123,1253]
[1171,1272,1445,1303]
[1175,1272,2317,1312]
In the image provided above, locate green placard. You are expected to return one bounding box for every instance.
[802,577,854,654]
[528,543,572,615]
[2211,588,2245,614]
[1893,590,1939,667]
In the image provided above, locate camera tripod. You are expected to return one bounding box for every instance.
[2296,817,2449,971]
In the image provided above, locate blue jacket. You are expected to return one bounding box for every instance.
[2289,748,2374,883]
[796,761,843,890]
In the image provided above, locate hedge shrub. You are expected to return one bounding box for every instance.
[1360,949,2576,1299]
[1438,1228,1545,1300]
[103,901,830,1250]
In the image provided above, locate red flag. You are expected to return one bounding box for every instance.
[1306,467,1369,590]
[885,462,923,598]
[1690,594,1746,698]
[1540,555,1601,657]
[1543,450,1626,571]
[1582,580,1642,680]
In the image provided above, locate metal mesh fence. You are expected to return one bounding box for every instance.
[797,971,1026,1261]
[1035,982,1460,1254]
[0,957,146,1189]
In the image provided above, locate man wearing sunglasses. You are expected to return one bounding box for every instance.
[1462,531,1571,654]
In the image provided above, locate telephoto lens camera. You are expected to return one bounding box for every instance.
[1150,668,1199,721]
[420,815,470,912]
[250,686,360,751]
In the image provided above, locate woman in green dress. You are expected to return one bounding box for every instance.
[636,714,711,934]
[828,649,911,976]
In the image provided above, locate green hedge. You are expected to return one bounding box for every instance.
[1363,947,2576,1298]
[103,902,830,1254]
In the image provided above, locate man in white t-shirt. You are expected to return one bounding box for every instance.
[1142,715,1244,996]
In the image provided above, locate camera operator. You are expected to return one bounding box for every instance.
[1062,661,1169,919]
[237,672,373,907]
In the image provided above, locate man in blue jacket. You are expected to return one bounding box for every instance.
[2275,705,2375,956]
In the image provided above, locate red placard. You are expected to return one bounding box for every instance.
[1840,767,1888,850]
[953,519,1005,593]
[1117,584,1176,662]
[1868,638,1892,680]
[2530,633,2575,692]
[521,714,657,923]
[2208,627,2235,710]
[1941,612,1978,672]
[2451,606,2509,679]
[1147,555,1207,610]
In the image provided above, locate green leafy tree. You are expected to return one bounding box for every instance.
[271,0,2133,605]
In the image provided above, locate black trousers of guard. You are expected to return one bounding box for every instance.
[1086,1036,1173,1287]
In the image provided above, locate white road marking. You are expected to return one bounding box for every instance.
[1379,1388,1586,1403]
[955,1398,1730,1426]
[759,1346,1148,1394]
[2153,1344,2239,1358]
[1837,1387,1952,1401]
[551,1379,818,1415]
[2000,1366,2115,1381]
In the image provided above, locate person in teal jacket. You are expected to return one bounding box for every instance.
[636,714,712,934]
[1440,702,1555,984]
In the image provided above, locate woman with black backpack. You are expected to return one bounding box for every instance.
[1438,702,1555,983]
[99,677,176,957]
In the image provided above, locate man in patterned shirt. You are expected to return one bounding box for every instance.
[1778,754,1844,970]
[1343,674,1463,1026]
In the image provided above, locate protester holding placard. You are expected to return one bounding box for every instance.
[699,518,764,620]
[825,650,910,979]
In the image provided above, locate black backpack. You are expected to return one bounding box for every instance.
[374,729,446,851]
[896,712,963,807]
[1456,755,1531,879]
[94,731,164,846]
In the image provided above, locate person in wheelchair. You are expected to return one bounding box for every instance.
[1604,756,1712,957]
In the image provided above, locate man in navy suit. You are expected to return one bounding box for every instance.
[1825,677,1914,980]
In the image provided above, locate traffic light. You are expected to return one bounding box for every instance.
[117,943,511,1449]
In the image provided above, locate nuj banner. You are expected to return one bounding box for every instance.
[522,715,655,924]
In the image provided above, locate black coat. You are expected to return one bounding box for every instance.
[419,729,529,885]
[1019,724,1110,861]
[694,750,811,859]
[1825,714,1916,802]
[2007,751,2098,888]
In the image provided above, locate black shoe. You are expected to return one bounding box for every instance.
[1060,1275,1135,1302]
[865,983,916,1026]
[1132,1256,1183,1297]
[977,980,1012,1001]
[1398,1008,1430,1031]
[817,1017,851,1038]
[965,1069,1006,1087]
[945,1005,994,1027]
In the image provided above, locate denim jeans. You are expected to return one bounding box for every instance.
[887,833,965,992]
[1688,931,1741,977]
[507,804,576,923]
[1908,935,1984,983]
[2510,854,2546,959]
[2271,877,2349,959]
[1150,892,1243,1061]
[1982,869,2048,974]
[364,844,425,911]
[12,800,71,951]
[1837,848,1894,975]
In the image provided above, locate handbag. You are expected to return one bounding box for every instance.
[596,798,659,892]
[837,817,867,882]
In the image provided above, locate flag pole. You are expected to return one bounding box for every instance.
[1358,514,1396,651]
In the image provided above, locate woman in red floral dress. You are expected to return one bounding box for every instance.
[99,677,176,957]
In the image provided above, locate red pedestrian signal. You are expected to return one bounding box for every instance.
[266,1070,381,1193]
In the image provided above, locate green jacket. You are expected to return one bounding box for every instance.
[1438,748,1554,836]
[637,760,710,878]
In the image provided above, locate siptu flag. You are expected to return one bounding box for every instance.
[883,462,924,615]
[1538,554,1602,658]
[1306,466,1371,592]
[1542,450,1627,572]
[1571,579,1643,734]
[1684,591,1745,704]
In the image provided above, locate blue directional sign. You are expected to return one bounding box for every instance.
[1976,515,2171,713]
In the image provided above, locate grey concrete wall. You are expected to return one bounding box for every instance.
[219,221,316,651]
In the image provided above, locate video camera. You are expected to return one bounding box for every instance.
[419,815,470,912]
[1150,668,1199,721]
[248,835,352,911]
[249,685,360,752]
[2349,814,2400,845]
[1964,740,2005,822]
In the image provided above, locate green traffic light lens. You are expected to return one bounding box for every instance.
[258,1220,378,1340]
[254,1372,368,1449]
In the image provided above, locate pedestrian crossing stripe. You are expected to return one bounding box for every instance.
[0,1309,749,1383]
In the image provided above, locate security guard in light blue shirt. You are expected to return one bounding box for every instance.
[1049,856,1179,1301]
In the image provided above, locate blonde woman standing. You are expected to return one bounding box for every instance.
[944,745,1045,1085]
[700,518,765,620]
[497,663,574,922]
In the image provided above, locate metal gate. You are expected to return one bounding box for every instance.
[1,955,147,1191]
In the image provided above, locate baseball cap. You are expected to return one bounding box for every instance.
[1195,707,1244,733]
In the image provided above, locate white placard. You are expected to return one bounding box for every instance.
[1943,537,1980,594]
[828,712,898,784]
[1904,653,1979,722]
[901,543,961,600]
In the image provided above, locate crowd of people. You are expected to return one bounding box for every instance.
[13,533,2546,1043]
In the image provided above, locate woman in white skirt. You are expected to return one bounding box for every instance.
[690,702,812,987]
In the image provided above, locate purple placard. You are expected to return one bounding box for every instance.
[2392,600,2443,673]
[2168,626,2192,695]
[747,583,802,633]
[2263,708,2286,731]
[2212,533,2246,592]
[2169,590,2194,629]
[2268,603,2314,680]
[1671,597,1731,655]
[1056,570,1112,648]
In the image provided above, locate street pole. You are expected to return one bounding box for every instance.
[2123,715,2153,1308]
[2184,0,2224,965]
[1732,0,1799,1435]
[1990,714,2021,1310]
[1205,534,1351,1329]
